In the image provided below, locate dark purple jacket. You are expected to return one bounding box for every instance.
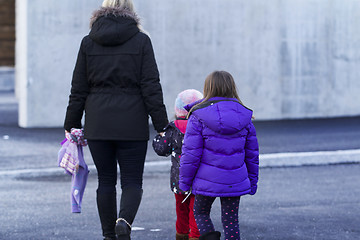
[179,97,259,197]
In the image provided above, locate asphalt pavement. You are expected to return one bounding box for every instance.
[1,91,360,240]
[0,164,359,240]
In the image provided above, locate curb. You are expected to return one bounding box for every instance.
[0,149,359,179]
[259,149,360,167]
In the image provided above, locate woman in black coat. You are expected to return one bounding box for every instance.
[64,0,168,239]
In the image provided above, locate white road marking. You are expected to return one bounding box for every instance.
[132,227,145,231]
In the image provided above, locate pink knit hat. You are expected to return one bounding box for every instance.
[175,89,203,118]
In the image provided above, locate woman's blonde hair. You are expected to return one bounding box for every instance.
[100,0,148,34]
[102,0,135,12]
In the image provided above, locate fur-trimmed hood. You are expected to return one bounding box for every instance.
[90,7,140,27]
[89,7,141,46]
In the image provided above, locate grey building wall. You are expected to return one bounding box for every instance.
[16,0,360,127]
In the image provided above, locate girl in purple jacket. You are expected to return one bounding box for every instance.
[179,71,259,240]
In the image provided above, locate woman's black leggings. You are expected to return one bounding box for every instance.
[88,140,147,194]
[194,195,241,240]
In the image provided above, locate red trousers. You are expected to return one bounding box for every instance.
[175,193,200,238]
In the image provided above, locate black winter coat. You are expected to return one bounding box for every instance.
[64,7,168,140]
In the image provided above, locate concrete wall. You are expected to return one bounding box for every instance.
[16,0,360,127]
[16,0,100,127]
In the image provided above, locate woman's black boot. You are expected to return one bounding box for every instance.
[115,187,143,240]
[96,190,117,240]
[115,218,131,240]
[199,231,221,240]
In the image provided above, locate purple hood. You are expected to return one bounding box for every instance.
[185,97,253,134]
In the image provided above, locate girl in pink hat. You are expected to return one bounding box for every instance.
[153,89,203,240]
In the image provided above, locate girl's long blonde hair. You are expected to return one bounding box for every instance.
[102,0,135,11]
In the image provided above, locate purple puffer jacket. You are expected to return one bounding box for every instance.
[179,97,259,197]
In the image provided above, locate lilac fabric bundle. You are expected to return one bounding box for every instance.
[58,128,89,213]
